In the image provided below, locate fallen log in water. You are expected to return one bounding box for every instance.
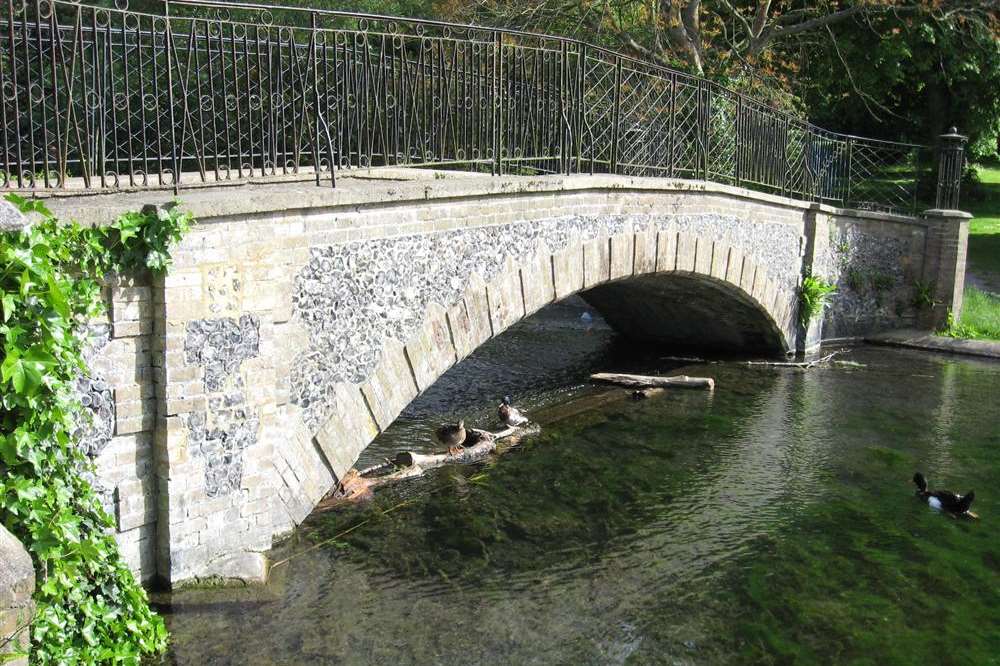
[391,427,515,469]
[590,372,715,390]
[314,427,522,512]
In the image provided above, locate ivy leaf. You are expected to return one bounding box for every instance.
[47,274,70,320]
[19,268,32,296]
[1,291,15,322]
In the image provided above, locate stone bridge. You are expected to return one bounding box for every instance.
[43,170,969,585]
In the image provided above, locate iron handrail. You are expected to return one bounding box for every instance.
[0,0,946,213]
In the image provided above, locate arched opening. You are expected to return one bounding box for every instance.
[349,271,786,473]
[581,273,787,354]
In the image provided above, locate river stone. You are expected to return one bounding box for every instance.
[0,200,27,233]
[0,525,35,666]
[0,524,33,608]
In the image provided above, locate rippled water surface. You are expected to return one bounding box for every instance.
[161,301,1000,665]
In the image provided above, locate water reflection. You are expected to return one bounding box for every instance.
[160,302,1000,665]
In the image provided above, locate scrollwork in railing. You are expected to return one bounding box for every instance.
[0,0,951,212]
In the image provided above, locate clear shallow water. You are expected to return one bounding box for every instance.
[160,301,1000,665]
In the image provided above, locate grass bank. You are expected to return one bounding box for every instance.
[944,163,1000,340]
[944,287,1000,341]
[965,162,1000,278]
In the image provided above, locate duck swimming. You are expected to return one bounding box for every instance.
[498,395,529,427]
[435,420,466,455]
[913,472,977,518]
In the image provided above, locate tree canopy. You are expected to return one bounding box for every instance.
[448,0,999,157]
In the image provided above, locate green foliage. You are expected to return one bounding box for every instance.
[911,280,935,309]
[941,288,1000,341]
[800,10,1000,160]
[0,195,192,663]
[799,273,837,326]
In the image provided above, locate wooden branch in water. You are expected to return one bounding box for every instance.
[590,372,715,390]
[391,427,515,470]
[314,427,521,513]
[742,351,863,369]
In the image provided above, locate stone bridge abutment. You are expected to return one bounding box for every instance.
[41,172,968,585]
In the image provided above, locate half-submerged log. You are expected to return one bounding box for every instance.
[393,427,512,470]
[590,372,715,390]
[315,427,521,513]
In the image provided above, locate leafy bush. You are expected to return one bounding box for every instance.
[1,195,191,663]
[799,274,837,326]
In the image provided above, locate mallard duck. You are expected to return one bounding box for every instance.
[435,420,466,455]
[498,395,529,427]
[913,472,977,518]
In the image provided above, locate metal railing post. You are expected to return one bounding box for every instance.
[610,56,621,175]
[492,30,502,176]
[574,43,585,175]
[558,40,567,175]
[845,137,854,208]
[164,0,179,193]
[734,94,743,188]
[310,12,322,186]
[935,126,966,210]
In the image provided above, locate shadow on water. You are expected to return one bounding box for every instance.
[159,300,1000,665]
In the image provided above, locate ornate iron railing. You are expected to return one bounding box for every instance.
[0,0,952,213]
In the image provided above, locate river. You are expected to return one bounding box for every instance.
[159,298,1000,665]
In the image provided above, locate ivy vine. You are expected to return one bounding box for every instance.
[1,194,192,663]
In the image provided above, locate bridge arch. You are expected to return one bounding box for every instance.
[301,218,797,505]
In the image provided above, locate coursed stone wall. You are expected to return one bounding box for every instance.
[44,173,965,585]
[80,274,159,582]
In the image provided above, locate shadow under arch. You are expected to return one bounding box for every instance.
[580,272,787,353]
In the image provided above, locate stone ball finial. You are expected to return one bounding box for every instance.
[948,126,958,134]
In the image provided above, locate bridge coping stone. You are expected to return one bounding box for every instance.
[39,172,927,231]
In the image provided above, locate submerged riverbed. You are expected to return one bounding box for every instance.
[160,301,1000,665]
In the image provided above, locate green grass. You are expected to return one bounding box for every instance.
[965,162,1000,278]
[942,287,1000,341]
